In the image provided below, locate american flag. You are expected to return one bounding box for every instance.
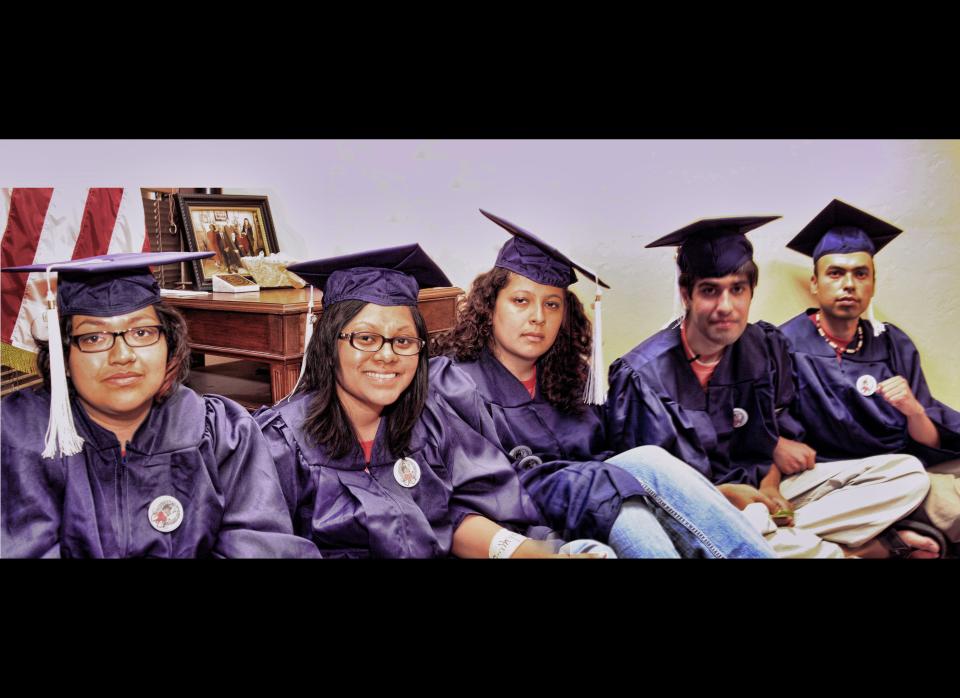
[1,187,148,373]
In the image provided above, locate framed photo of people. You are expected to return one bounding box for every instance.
[175,193,280,290]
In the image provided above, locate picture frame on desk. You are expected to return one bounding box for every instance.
[175,193,280,291]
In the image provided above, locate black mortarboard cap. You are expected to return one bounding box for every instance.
[646,216,781,277]
[786,199,902,262]
[482,209,610,289]
[286,244,452,309]
[3,251,214,317]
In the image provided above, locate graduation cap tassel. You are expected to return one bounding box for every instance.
[41,267,84,458]
[661,264,684,330]
[582,280,607,405]
[285,284,315,402]
[866,285,885,337]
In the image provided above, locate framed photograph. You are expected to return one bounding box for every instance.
[175,193,280,290]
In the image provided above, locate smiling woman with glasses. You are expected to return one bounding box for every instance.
[1,252,320,559]
[337,331,425,355]
[254,244,615,559]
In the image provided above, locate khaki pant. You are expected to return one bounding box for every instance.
[922,458,960,543]
[742,453,930,559]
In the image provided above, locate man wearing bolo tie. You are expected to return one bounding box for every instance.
[779,199,960,558]
[606,215,933,558]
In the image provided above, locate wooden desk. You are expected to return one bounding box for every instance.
[165,286,463,409]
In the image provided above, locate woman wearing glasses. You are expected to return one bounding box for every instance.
[254,244,614,558]
[1,252,320,558]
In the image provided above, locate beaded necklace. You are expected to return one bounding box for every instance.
[815,311,863,355]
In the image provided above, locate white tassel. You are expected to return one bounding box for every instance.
[866,285,885,336]
[41,267,83,458]
[285,285,315,402]
[661,265,684,330]
[582,280,607,405]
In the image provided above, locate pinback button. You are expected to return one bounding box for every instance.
[393,457,421,488]
[856,374,878,397]
[732,407,749,428]
[148,495,184,533]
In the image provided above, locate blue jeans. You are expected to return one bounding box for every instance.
[606,446,775,558]
[545,538,618,558]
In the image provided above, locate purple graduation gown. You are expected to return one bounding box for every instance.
[606,321,805,488]
[1,385,321,558]
[253,391,548,558]
[428,349,648,541]
[779,310,960,466]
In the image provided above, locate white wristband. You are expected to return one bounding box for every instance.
[488,529,528,559]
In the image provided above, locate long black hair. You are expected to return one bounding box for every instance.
[34,302,191,403]
[298,299,430,459]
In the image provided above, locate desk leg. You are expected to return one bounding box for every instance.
[271,360,303,403]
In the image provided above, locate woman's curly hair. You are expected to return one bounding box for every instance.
[431,267,592,414]
[34,302,192,404]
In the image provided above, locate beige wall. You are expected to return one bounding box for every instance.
[772,141,960,408]
[593,227,960,408]
[596,140,960,406]
[4,139,957,405]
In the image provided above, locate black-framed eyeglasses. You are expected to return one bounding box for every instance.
[70,326,165,353]
[337,331,425,356]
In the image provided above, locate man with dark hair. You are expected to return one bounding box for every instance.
[779,199,960,557]
[607,215,932,557]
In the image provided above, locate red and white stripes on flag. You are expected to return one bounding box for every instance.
[1,187,149,372]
